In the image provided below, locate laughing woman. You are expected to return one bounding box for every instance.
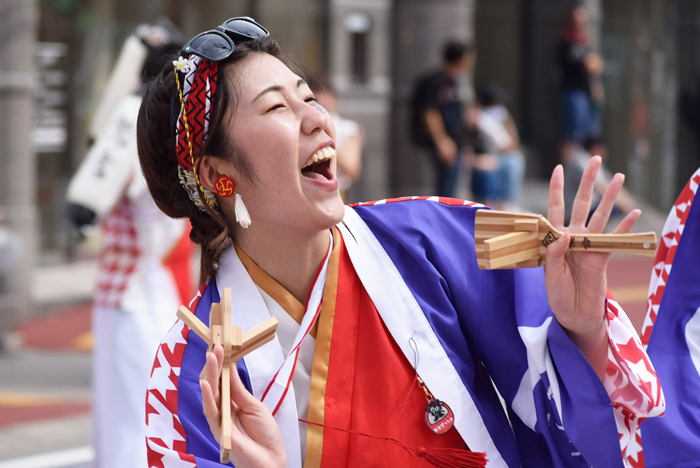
[139,17,663,468]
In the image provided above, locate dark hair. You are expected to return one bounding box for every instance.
[443,41,473,64]
[476,82,509,107]
[583,135,606,152]
[570,3,588,15]
[141,43,182,85]
[137,35,291,284]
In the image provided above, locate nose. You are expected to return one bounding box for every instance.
[299,99,329,135]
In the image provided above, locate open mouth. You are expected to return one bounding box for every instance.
[301,147,335,181]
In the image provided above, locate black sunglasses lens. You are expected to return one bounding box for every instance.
[222,18,269,39]
[187,32,233,61]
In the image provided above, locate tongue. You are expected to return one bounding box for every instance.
[302,160,333,181]
[302,169,325,180]
[317,161,333,180]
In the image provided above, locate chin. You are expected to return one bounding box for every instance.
[316,196,346,229]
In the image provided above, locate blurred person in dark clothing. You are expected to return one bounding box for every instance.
[680,77,700,168]
[411,41,476,197]
[558,5,605,162]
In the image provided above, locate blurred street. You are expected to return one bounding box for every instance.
[0,261,95,468]
[0,181,667,467]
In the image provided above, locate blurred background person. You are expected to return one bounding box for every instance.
[308,76,364,202]
[564,136,636,224]
[475,82,525,211]
[0,211,23,315]
[65,20,195,468]
[465,104,503,208]
[411,41,476,198]
[0,212,23,277]
[679,76,700,169]
[558,4,605,163]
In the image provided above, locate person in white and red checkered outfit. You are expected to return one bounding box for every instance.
[66,20,195,468]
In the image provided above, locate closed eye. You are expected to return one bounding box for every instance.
[305,96,317,103]
[267,103,285,112]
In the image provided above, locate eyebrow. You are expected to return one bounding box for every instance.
[254,79,307,102]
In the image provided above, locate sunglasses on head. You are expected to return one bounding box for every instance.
[180,17,269,62]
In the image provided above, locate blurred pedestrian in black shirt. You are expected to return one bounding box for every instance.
[411,41,476,197]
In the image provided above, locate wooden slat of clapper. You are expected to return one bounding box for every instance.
[475,209,657,270]
[173,292,278,464]
[475,211,544,269]
[219,289,233,464]
[176,306,212,345]
[230,318,278,362]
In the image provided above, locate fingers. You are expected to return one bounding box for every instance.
[230,363,267,415]
[200,347,225,437]
[544,230,571,281]
[201,379,221,438]
[586,173,625,233]
[610,209,641,234]
[548,165,565,228]
[569,156,602,227]
[213,343,224,363]
[202,347,223,401]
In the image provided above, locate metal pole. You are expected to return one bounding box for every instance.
[0,0,38,350]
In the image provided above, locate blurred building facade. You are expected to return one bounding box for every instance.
[26,0,700,266]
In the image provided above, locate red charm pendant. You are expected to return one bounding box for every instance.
[424,399,455,434]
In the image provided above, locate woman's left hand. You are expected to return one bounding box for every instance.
[544,156,641,380]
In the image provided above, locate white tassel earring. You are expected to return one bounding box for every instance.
[234,192,251,229]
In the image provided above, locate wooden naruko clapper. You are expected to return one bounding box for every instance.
[475,210,658,270]
[176,288,278,463]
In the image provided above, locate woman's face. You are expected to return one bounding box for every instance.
[221,53,344,236]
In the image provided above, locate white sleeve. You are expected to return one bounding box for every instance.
[477,113,512,152]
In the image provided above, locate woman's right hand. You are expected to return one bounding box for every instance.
[200,345,286,468]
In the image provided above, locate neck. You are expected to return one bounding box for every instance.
[233,223,331,305]
[443,64,461,79]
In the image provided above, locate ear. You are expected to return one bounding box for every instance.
[198,155,236,193]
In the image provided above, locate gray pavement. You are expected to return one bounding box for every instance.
[0,421,92,467]
[0,349,92,465]
[1,257,95,465]
[31,260,97,311]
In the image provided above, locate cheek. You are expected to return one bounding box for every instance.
[247,146,304,202]
[234,120,300,173]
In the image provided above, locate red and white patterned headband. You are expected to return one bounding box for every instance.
[173,55,219,212]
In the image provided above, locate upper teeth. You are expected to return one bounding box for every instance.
[303,147,335,169]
